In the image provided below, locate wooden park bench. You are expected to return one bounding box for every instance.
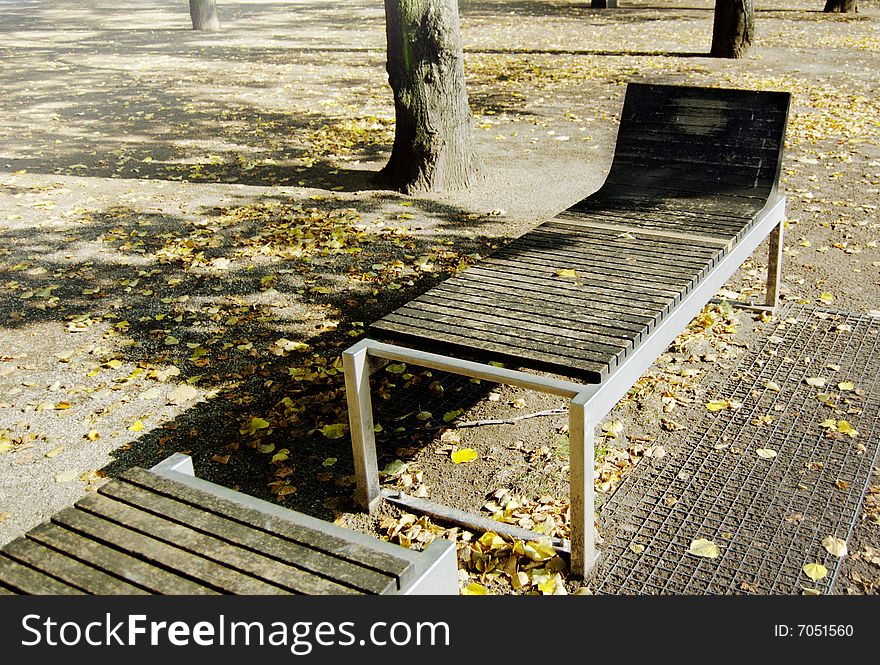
[342,82,791,577]
[0,453,458,595]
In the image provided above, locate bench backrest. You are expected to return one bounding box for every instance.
[600,83,791,206]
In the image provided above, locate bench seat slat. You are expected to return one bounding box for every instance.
[51,505,290,595]
[118,468,417,590]
[0,555,84,595]
[3,536,149,595]
[98,478,393,594]
[25,521,218,594]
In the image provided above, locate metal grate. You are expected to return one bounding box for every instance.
[595,305,880,594]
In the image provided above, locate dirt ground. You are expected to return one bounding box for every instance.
[0,0,878,594]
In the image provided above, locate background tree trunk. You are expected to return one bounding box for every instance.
[710,0,754,58]
[190,0,221,31]
[380,0,480,194]
[823,0,857,12]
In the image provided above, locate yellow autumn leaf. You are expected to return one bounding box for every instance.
[821,536,848,558]
[688,538,720,559]
[756,448,778,460]
[538,572,564,594]
[803,563,828,582]
[462,582,489,595]
[523,540,557,562]
[85,430,101,441]
[836,421,858,438]
[129,420,144,432]
[320,423,347,439]
[765,381,781,392]
[837,381,855,391]
[240,417,271,436]
[45,446,65,459]
[451,448,478,464]
[819,293,834,304]
[805,377,826,387]
[705,399,729,412]
[555,268,578,278]
[601,421,624,438]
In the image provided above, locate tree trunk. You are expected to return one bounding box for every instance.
[190,0,221,31]
[710,0,754,58]
[823,0,857,12]
[380,0,480,194]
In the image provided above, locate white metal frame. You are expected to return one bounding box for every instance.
[343,197,785,577]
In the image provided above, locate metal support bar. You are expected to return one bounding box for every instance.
[765,218,784,309]
[569,392,598,577]
[382,489,569,553]
[343,340,381,513]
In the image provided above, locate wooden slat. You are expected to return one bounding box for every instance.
[98,478,391,594]
[3,536,149,595]
[118,467,417,590]
[0,555,84,595]
[514,231,717,275]
[471,259,687,303]
[456,265,672,320]
[51,505,289,595]
[391,299,630,360]
[419,287,647,341]
[373,312,612,378]
[427,279,656,332]
[381,308,624,365]
[25,521,217,594]
[556,210,744,241]
[74,492,357,595]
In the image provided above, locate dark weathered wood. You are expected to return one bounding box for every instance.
[3,536,148,595]
[0,555,84,594]
[428,270,661,328]
[75,492,365,595]
[419,288,645,341]
[119,467,417,589]
[25,521,216,594]
[371,316,609,381]
[51,505,288,594]
[469,259,686,304]
[387,299,630,361]
[511,234,716,278]
[99,478,393,594]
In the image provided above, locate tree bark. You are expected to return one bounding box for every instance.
[190,0,221,31]
[380,0,480,194]
[823,0,857,12]
[710,0,754,58]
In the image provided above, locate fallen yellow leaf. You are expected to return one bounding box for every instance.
[821,535,847,558]
[451,448,479,464]
[688,538,720,559]
[803,562,827,582]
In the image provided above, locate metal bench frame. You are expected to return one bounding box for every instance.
[343,195,784,578]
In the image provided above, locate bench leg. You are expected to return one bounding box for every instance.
[343,342,382,513]
[569,393,597,579]
[765,219,784,310]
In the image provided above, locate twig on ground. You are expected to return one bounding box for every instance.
[426,408,567,430]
